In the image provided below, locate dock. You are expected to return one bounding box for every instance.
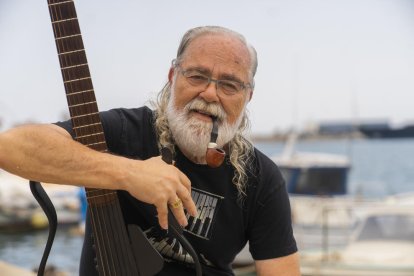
[0,260,35,276]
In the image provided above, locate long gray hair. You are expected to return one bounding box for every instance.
[152,26,257,199]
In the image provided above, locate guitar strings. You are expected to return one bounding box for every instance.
[48,1,113,275]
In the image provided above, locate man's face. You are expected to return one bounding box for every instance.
[166,33,253,163]
[170,33,253,126]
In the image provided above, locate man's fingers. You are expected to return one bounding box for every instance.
[177,186,197,217]
[168,197,188,227]
[177,170,191,192]
[156,205,169,230]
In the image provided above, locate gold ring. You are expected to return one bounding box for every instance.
[170,198,182,209]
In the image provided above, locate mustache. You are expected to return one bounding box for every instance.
[184,98,226,121]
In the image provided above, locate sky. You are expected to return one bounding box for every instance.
[0,0,413,135]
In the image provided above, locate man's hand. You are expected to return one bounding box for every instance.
[120,156,197,229]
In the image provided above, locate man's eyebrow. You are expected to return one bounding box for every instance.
[219,73,244,84]
[185,66,210,74]
[185,66,245,83]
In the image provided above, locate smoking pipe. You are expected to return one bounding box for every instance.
[206,118,226,168]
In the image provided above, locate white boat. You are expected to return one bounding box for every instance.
[234,135,360,267]
[270,134,372,252]
[300,205,414,275]
[272,133,351,197]
[0,170,81,232]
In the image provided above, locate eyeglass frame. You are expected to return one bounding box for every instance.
[171,59,253,96]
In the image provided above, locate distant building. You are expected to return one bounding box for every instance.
[318,122,357,135]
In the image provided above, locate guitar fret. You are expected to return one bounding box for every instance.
[76,132,104,139]
[58,49,85,55]
[71,111,99,119]
[64,77,91,83]
[52,17,77,24]
[86,141,107,147]
[69,101,96,108]
[56,33,82,40]
[62,63,88,70]
[73,123,101,129]
[87,192,117,199]
[56,35,84,54]
[48,0,73,7]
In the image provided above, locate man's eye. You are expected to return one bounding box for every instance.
[220,81,240,93]
[187,74,208,84]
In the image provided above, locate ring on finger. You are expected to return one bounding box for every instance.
[169,198,182,209]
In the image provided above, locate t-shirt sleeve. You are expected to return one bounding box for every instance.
[53,109,126,154]
[248,155,298,260]
[53,107,157,158]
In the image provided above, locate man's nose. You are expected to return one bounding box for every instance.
[200,79,220,103]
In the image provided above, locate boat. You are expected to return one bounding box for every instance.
[274,151,350,196]
[300,204,414,275]
[0,170,82,233]
[233,134,359,269]
[270,134,361,231]
[358,123,414,139]
[272,132,350,196]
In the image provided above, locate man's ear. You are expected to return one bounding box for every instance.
[168,67,175,82]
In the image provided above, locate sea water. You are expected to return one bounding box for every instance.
[1,138,413,275]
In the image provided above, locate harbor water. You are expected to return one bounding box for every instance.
[1,138,413,275]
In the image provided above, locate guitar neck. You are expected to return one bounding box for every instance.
[48,0,106,152]
[47,0,117,204]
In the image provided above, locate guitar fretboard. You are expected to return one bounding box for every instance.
[48,0,115,204]
[48,0,106,152]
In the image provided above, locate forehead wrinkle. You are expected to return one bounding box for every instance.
[180,34,251,80]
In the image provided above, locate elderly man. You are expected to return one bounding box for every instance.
[0,26,299,275]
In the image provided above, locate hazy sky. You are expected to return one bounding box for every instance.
[0,0,413,135]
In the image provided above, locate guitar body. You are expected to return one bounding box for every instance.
[46,1,163,275]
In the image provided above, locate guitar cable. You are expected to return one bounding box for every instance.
[29,180,58,276]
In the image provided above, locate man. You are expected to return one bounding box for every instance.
[0,26,300,275]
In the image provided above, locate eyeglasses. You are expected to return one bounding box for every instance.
[176,66,251,96]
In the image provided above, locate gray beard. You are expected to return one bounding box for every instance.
[166,90,244,164]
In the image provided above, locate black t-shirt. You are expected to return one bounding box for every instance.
[56,106,297,276]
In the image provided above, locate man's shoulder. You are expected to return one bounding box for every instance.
[252,147,279,172]
[102,106,153,119]
[99,106,155,127]
[249,147,285,191]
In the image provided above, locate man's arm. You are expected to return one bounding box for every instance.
[255,252,300,276]
[0,124,197,229]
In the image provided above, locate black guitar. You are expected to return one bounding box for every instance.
[31,1,203,275]
[31,0,164,275]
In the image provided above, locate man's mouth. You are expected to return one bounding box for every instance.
[190,109,217,121]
